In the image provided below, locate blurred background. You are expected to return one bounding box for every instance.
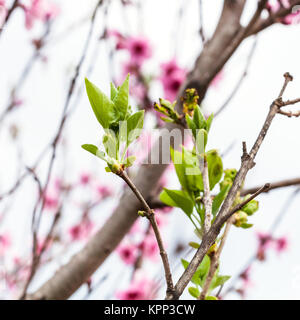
[0,0,300,300]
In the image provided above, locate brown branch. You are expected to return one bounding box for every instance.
[241,177,300,196]
[117,170,174,296]
[0,0,19,39]
[166,72,298,300]
[247,0,300,37]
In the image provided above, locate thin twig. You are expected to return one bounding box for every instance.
[0,0,19,39]
[229,183,270,217]
[117,170,174,296]
[241,177,300,196]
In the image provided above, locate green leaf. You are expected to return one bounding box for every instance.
[126,110,145,146]
[206,149,223,190]
[189,242,200,249]
[212,184,230,216]
[110,82,118,100]
[240,223,253,229]
[160,189,194,216]
[103,132,118,159]
[85,78,117,129]
[171,147,203,194]
[188,287,200,299]
[205,296,218,300]
[181,259,189,270]
[196,129,208,154]
[81,144,106,160]
[113,74,129,120]
[206,113,214,132]
[242,199,259,216]
[193,105,206,129]
[210,275,231,291]
[185,114,196,137]
[123,155,136,168]
[198,255,211,287]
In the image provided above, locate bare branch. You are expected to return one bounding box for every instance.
[117,170,174,296]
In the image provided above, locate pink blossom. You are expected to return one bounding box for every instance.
[161,59,183,78]
[256,231,273,261]
[23,0,59,30]
[43,193,58,210]
[140,235,159,261]
[107,29,127,50]
[126,36,152,65]
[0,1,7,28]
[160,61,186,101]
[0,233,11,254]
[68,220,93,241]
[116,243,138,265]
[274,236,288,253]
[115,274,156,300]
[97,185,113,198]
[79,172,90,185]
[239,266,253,288]
[267,0,300,25]
[162,70,186,101]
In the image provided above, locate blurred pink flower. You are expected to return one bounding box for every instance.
[274,236,288,253]
[0,233,11,254]
[44,193,58,210]
[140,235,159,261]
[79,172,90,185]
[97,185,113,198]
[160,60,186,101]
[267,0,300,25]
[0,1,7,27]
[68,220,93,241]
[107,29,127,50]
[239,265,253,288]
[116,274,156,300]
[116,243,138,265]
[23,0,59,30]
[126,36,152,65]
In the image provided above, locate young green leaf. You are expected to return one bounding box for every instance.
[103,132,118,159]
[205,296,218,300]
[185,114,197,137]
[125,110,145,146]
[196,129,208,154]
[209,275,231,292]
[85,78,117,129]
[160,189,194,216]
[81,144,106,161]
[193,105,206,129]
[110,82,118,100]
[212,184,230,216]
[188,287,200,299]
[171,147,204,194]
[206,113,214,132]
[242,199,259,216]
[206,149,223,190]
[113,74,129,120]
